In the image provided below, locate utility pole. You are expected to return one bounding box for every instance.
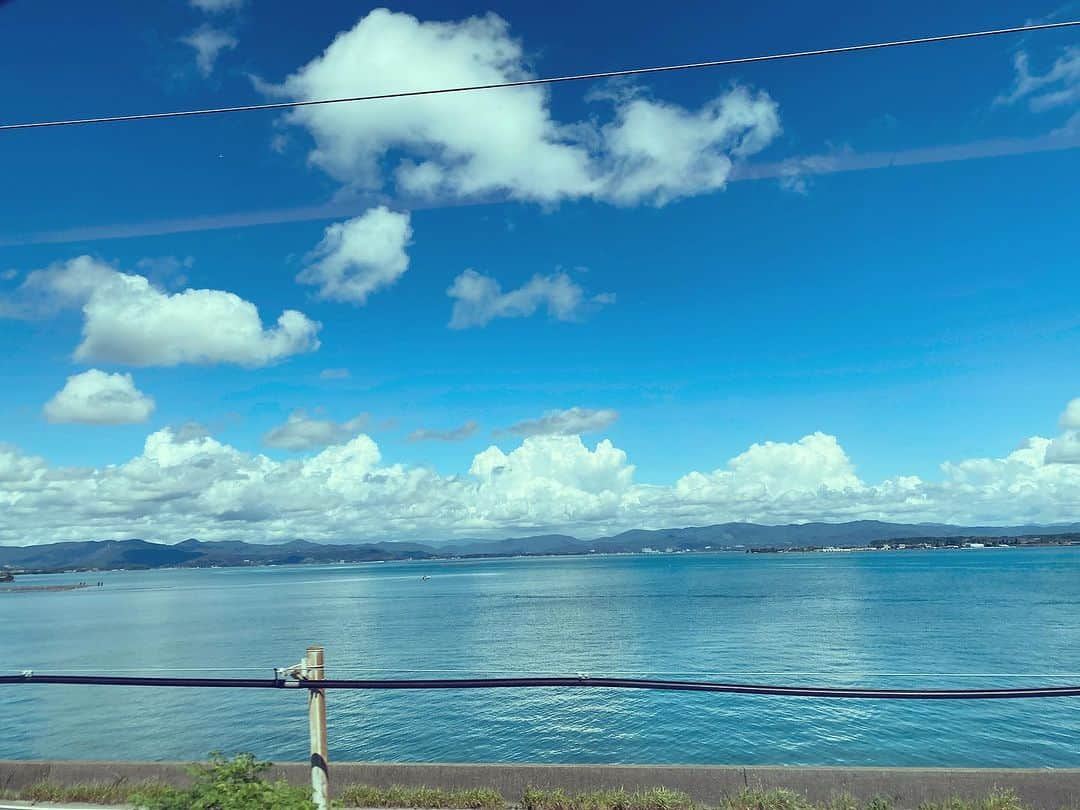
[305,646,329,810]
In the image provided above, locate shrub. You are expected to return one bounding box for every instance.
[131,752,315,810]
[865,796,894,810]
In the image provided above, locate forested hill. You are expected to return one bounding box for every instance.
[2,520,1079,573]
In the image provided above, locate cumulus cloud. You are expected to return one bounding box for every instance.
[264,10,593,202]
[447,269,611,328]
[2,256,320,367]
[1,255,116,318]
[262,9,780,206]
[263,410,369,451]
[1042,399,1080,465]
[468,436,635,522]
[997,47,1080,112]
[407,420,479,442]
[1046,431,1080,464]
[1059,397,1080,430]
[182,25,237,77]
[43,370,155,425]
[298,207,412,304]
[675,432,861,502]
[8,403,1080,544]
[0,428,638,544]
[600,87,780,205]
[504,407,619,436]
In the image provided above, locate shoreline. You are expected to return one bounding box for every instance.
[6,540,1079,578]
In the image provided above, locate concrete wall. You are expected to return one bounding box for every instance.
[2,761,1079,809]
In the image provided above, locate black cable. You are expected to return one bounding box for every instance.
[0,675,286,688]
[1,20,1077,132]
[2,673,1079,699]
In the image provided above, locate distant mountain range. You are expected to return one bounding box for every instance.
[2,520,1079,573]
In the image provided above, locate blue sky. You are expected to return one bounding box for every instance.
[1,0,1079,544]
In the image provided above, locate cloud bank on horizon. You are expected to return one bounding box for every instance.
[3,397,1080,545]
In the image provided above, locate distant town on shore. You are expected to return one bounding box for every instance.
[1,520,1078,576]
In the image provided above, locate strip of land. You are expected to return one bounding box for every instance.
[2,520,1079,576]
[1,762,1078,810]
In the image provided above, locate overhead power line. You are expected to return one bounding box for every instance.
[1,20,1078,132]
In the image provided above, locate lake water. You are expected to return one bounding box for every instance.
[2,548,1079,766]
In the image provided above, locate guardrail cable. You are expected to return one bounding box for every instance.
[2,673,1078,699]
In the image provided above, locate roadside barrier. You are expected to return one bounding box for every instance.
[5,647,1078,810]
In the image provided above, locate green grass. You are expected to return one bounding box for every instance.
[0,775,1044,810]
[917,790,1027,810]
[713,788,900,810]
[0,778,173,804]
[339,784,505,808]
[718,788,815,810]
[521,786,699,810]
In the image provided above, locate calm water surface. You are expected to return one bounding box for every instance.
[2,549,1078,765]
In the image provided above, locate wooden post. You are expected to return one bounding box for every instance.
[305,646,329,810]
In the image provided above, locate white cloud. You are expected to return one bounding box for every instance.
[2,256,320,367]
[997,47,1080,111]
[1043,399,1080,464]
[319,368,351,380]
[263,9,781,206]
[599,87,780,205]
[407,420,479,442]
[43,370,155,425]
[298,207,412,304]
[9,402,1080,544]
[3,255,116,318]
[447,269,611,328]
[1059,397,1080,429]
[466,436,635,524]
[505,407,619,436]
[263,410,369,451]
[675,432,861,502]
[182,25,237,77]
[189,0,245,13]
[1046,431,1080,464]
[265,10,594,203]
